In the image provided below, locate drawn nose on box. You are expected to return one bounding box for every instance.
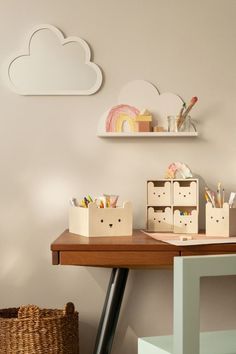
[147,207,173,232]
[173,181,197,206]
[147,181,171,206]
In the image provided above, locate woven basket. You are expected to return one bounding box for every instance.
[0,302,79,354]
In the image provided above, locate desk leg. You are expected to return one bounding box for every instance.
[93,267,129,354]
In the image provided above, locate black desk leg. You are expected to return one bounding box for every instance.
[93,268,129,354]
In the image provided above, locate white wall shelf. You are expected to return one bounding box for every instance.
[97,132,198,138]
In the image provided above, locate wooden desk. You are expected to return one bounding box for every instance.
[51,229,236,354]
[51,229,236,268]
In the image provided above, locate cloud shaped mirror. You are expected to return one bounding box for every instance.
[7,24,103,95]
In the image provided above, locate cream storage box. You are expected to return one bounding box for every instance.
[147,179,199,233]
[69,201,133,237]
[206,202,236,237]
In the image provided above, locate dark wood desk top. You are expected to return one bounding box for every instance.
[51,229,236,268]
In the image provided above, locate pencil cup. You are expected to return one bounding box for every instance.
[69,201,133,237]
[206,202,236,237]
[167,115,194,132]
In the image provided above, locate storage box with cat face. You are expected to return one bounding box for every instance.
[147,181,171,206]
[206,202,236,237]
[147,207,173,232]
[173,209,198,234]
[173,181,197,206]
[69,201,132,237]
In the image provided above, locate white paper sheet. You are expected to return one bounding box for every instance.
[142,231,236,246]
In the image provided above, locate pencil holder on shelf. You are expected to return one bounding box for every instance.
[69,201,133,237]
[167,115,196,132]
[206,202,236,237]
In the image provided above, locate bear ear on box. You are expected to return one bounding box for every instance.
[174,209,181,216]
[88,202,98,210]
[206,202,213,210]
[148,207,155,215]
[123,201,132,210]
[165,207,171,213]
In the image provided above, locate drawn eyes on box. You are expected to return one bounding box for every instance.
[178,191,192,197]
[153,216,167,223]
[210,216,225,223]
[100,218,122,228]
[153,192,166,197]
[178,220,193,225]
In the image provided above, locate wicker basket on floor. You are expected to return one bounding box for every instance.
[0,302,79,354]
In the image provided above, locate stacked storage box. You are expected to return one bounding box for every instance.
[147,179,199,234]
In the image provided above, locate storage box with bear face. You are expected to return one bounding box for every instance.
[173,209,198,234]
[206,202,236,237]
[147,181,171,206]
[173,181,197,206]
[69,201,132,237]
[147,207,172,232]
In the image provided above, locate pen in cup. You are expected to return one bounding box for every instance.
[205,187,216,207]
[177,97,198,130]
[229,192,236,208]
[216,182,222,208]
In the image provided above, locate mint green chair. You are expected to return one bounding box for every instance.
[138,254,236,354]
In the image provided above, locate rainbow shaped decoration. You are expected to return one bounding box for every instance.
[106,104,140,132]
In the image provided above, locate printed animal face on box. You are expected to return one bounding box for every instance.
[174,209,198,233]
[147,207,172,231]
[206,202,229,236]
[147,181,171,206]
[173,181,197,206]
[88,201,132,236]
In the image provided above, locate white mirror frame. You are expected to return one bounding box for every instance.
[7,24,103,95]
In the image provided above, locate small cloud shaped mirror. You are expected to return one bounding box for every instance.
[7,24,103,95]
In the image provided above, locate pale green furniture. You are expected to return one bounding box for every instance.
[138,254,236,354]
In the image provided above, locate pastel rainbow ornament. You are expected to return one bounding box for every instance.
[105,104,140,132]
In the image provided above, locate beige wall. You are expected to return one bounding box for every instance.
[1,0,236,353]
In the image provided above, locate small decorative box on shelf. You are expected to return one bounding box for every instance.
[147,179,199,234]
[206,202,236,237]
[69,202,133,237]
